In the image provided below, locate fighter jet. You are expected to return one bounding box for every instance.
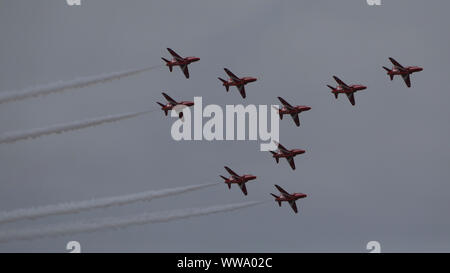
[161,48,200,79]
[156,92,194,120]
[276,97,311,127]
[270,184,307,214]
[383,57,423,88]
[218,68,257,98]
[219,166,257,196]
[327,76,367,106]
[269,141,305,170]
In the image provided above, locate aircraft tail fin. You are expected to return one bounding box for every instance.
[327,85,338,98]
[270,151,279,163]
[272,106,282,119]
[220,176,231,189]
[218,78,229,91]
[156,102,168,116]
[161,57,172,72]
[383,66,394,80]
[270,193,281,206]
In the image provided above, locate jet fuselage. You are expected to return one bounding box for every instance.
[332,84,367,95]
[222,77,257,87]
[225,174,257,184]
[274,192,307,203]
[166,56,200,67]
[279,105,311,115]
[272,149,305,159]
[388,66,423,76]
[161,101,194,111]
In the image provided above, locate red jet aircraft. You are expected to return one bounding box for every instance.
[219,166,257,196]
[276,97,311,127]
[161,48,200,79]
[270,185,307,214]
[156,92,194,119]
[270,141,305,170]
[383,57,423,88]
[327,76,367,106]
[218,68,257,98]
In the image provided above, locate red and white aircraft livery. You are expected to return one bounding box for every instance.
[156,92,194,120]
[383,57,423,88]
[327,76,367,106]
[219,166,257,196]
[277,97,311,127]
[270,185,307,214]
[218,68,257,99]
[270,141,305,170]
[161,48,200,79]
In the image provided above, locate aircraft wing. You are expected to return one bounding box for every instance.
[238,183,248,196]
[224,68,240,82]
[389,57,405,70]
[346,92,356,106]
[167,48,183,61]
[333,76,350,89]
[290,113,300,127]
[224,166,240,179]
[278,97,294,109]
[162,92,178,104]
[287,156,296,170]
[402,74,411,88]
[180,64,190,79]
[289,201,298,213]
[275,184,290,195]
[237,85,246,98]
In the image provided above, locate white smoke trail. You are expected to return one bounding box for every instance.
[0,110,153,144]
[0,183,218,225]
[0,201,263,243]
[0,65,162,104]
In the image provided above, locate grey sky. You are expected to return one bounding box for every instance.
[0,0,449,252]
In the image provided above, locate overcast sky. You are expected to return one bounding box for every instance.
[0,0,449,252]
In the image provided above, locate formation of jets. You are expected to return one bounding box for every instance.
[159,48,423,214]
